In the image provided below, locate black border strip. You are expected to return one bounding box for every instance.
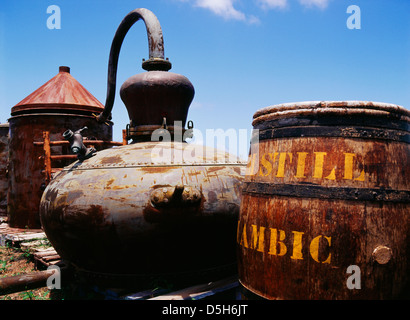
[242,182,410,203]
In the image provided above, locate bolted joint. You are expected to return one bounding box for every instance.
[372,245,392,265]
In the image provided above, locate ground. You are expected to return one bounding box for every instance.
[0,243,51,300]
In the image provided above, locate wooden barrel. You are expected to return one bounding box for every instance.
[237,101,410,299]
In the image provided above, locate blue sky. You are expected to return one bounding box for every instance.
[0,0,409,158]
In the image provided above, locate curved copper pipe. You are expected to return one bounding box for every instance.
[98,8,172,123]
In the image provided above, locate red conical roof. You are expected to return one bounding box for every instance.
[11,66,104,116]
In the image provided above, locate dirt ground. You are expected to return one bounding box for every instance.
[0,244,52,300]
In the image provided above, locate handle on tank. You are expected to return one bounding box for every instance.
[97,8,172,123]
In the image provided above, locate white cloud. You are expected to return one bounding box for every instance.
[247,15,261,25]
[175,0,331,25]
[298,0,329,9]
[257,0,288,10]
[194,0,246,21]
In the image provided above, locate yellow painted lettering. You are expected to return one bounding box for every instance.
[344,153,365,181]
[276,153,292,178]
[355,169,365,181]
[309,235,331,264]
[295,152,308,178]
[246,153,259,176]
[259,154,273,177]
[239,224,248,248]
[291,231,304,260]
[343,153,355,180]
[250,225,266,252]
[325,168,336,180]
[313,152,327,179]
[268,228,287,256]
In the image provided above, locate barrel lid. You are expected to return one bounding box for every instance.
[253,101,410,127]
[11,66,104,116]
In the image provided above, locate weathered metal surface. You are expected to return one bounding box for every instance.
[237,101,410,299]
[99,8,172,124]
[40,141,245,287]
[0,123,9,217]
[120,71,194,137]
[8,66,113,228]
[11,66,105,116]
[39,8,246,290]
[98,8,194,143]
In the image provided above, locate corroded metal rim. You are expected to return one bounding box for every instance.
[254,125,410,143]
[11,104,104,116]
[242,182,410,203]
[253,101,410,127]
[64,161,247,171]
[7,113,113,124]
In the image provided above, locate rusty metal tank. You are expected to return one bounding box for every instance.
[8,66,113,228]
[0,123,9,218]
[237,101,410,299]
[39,8,245,288]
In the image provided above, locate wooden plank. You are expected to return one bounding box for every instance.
[50,155,77,160]
[149,276,239,300]
[20,240,50,249]
[122,129,128,145]
[34,249,58,258]
[43,131,52,184]
[35,246,56,253]
[34,256,61,267]
[34,140,123,146]
[42,255,61,262]
[5,232,46,242]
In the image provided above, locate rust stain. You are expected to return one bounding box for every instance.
[105,178,115,188]
[11,66,104,116]
[86,205,105,225]
[140,166,172,174]
[100,155,123,165]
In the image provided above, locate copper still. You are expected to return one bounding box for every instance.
[39,8,245,288]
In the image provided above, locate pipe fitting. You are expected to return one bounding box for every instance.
[63,127,96,161]
[98,8,172,123]
[150,185,202,208]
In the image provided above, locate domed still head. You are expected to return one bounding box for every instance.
[97,8,195,142]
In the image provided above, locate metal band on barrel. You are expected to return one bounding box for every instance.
[242,181,410,203]
[255,126,410,143]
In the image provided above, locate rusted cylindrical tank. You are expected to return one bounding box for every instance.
[0,123,9,218]
[237,101,410,299]
[40,142,244,287]
[8,66,113,228]
[39,8,245,289]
